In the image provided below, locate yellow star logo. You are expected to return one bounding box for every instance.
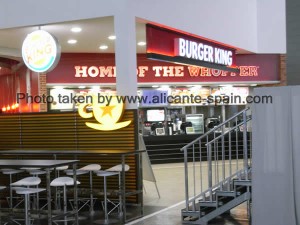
[101,105,115,117]
[78,95,131,131]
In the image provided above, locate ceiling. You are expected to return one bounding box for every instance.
[0,16,147,61]
[0,16,249,63]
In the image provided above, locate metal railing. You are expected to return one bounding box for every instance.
[181,108,252,212]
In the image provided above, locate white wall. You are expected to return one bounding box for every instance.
[257,0,286,53]
[133,0,258,52]
[0,0,286,54]
[252,86,300,225]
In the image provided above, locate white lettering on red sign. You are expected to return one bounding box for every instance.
[174,38,233,66]
[75,66,116,78]
[187,66,259,77]
[74,65,258,78]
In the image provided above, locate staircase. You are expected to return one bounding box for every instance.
[181,108,252,225]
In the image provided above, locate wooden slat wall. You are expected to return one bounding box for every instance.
[0,110,139,200]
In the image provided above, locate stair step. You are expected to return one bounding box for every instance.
[197,192,251,224]
[182,209,200,223]
[199,201,218,208]
[216,191,237,197]
[233,179,251,187]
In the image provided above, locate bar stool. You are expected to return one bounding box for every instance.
[54,166,69,177]
[50,166,69,210]
[10,177,44,225]
[106,164,130,216]
[50,177,80,224]
[1,168,24,209]
[65,164,101,214]
[28,169,48,211]
[14,187,45,225]
[94,171,119,224]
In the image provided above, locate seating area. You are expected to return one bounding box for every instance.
[0,156,139,225]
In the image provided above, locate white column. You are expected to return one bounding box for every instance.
[114,13,137,109]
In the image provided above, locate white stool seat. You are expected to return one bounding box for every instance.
[2,169,24,175]
[11,177,41,186]
[106,164,130,172]
[0,186,6,190]
[65,163,101,175]
[29,170,47,176]
[55,166,69,171]
[65,169,89,176]
[50,177,80,187]
[95,171,119,177]
[14,187,45,195]
[80,164,101,171]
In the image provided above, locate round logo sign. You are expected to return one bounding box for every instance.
[22,30,61,73]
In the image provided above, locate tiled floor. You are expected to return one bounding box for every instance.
[128,162,250,225]
[1,162,250,225]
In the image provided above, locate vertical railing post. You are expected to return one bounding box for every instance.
[235,117,239,178]
[208,144,213,201]
[243,111,248,180]
[192,144,196,210]
[183,147,189,211]
[229,129,232,190]
[199,140,203,193]
[221,125,225,190]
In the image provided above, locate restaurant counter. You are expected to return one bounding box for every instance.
[143,132,251,164]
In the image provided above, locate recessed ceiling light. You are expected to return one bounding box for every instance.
[91,86,101,90]
[220,85,233,88]
[53,86,65,89]
[71,27,82,33]
[152,85,159,88]
[99,45,108,50]
[137,41,146,46]
[79,86,86,89]
[108,35,116,40]
[68,39,77,44]
[190,85,202,91]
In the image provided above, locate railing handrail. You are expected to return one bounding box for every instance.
[180,107,250,151]
[205,117,252,146]
[181,108,252,212]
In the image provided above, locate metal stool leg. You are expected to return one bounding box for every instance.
[94,172,119,225]
[63,185,67,225]
[89,171,95,214]
[118,172,123,216]
[9,174,13,209]
[104,176,108,222]
[24,194,29,225]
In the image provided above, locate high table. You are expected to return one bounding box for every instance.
[0,159,79,225]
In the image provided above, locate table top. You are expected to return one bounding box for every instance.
[0,159,79,168]
[0,150,132,155]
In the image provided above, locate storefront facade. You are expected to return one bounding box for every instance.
[0,1,287,224]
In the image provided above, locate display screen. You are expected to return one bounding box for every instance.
[140,89,168,106]
[146,109,165,122]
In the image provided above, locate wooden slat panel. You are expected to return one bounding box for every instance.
[0,110,139,200]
